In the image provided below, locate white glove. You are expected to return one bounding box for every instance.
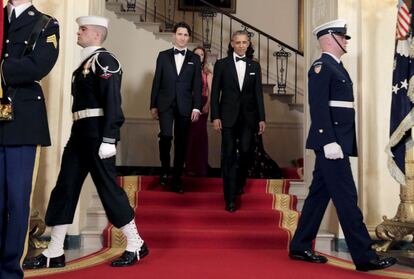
[98,143,116,159]
[323,142,344,160]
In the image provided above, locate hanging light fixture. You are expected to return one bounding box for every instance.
[273,46,291,94]
[126,0,137,12]
[201,10,216,50]
[164,0,176,31]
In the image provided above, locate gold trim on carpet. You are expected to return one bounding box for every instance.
[24,248,124,277]
[108,176,141,248]
[266,179,300,240]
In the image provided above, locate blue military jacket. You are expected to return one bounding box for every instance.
[0,6,59,146]
[306,53,357,156]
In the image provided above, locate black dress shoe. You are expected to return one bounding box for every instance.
[289,250,327,263]
[160,174,168,186]
[111,242,149,267]
[171,179,184,194]
[225,202,236,213]
[23,253,65,269]
[355,257,397,272]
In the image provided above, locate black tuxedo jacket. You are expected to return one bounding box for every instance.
[150,48,202,117]
[211,55,265,128]
[0,6,59,146]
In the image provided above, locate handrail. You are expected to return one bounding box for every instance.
[199,0,303,56]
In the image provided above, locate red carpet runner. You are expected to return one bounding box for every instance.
[26,176,412,279]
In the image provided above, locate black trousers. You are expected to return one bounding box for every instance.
[289,151,377,265]
[221,118,254,204]
[45,136,134,228]
[158,106,191,180]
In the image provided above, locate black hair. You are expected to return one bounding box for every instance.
[173,22,192,36]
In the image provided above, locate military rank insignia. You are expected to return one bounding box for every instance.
[46,34,58,49]
[313,62,323,74]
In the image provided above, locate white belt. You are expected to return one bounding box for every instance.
[73,108,104,121]
[328,100,354,108]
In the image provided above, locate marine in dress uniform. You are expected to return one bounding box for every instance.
[288,19,396,272]
[0,1,59,278]
[23,16,148,270]
[210,30,266,212]
[150,22,202,193]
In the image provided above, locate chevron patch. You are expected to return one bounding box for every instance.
[46,34,57,49]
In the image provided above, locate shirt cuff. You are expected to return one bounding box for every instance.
[102,137,116,144]
[192,109,201,114]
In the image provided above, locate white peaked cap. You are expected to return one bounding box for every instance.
[76,16,109,29]
[312,19,350,40]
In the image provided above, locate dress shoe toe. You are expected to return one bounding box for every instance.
[111,242,149,267]
[355,257,397,272]
[225,202,236,212]
[289,250,327,263]
[23,253,65,269]
[160,174,168,186]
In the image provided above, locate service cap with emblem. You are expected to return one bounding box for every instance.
[312,19,351,40]
[76,16,109,29]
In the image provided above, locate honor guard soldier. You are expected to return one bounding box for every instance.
[23,16,148,269]
[0,1,59,278]
[288,19,397,272]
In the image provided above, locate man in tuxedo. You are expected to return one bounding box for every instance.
[211,30,265,212]
[289,19,396,272]
[0,1,59,278]
[23,15,148,270]
[150,22,202,193]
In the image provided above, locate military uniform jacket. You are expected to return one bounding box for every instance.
[0,6,59,146]
[150,48,202,116]
[210,56,265,128]
[71,48,124,143]
[306,53,357,156]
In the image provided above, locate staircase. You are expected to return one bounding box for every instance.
[81,178,334,253]
[105,0,304,109]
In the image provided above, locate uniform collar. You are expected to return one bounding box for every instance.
[322,52,341,64]
[7,2,32,21]
[80,46,101,62]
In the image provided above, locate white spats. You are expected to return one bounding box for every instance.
[42,224,68,258]
[121,219,143,254]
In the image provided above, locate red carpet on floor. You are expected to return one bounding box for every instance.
[26,176,413,279]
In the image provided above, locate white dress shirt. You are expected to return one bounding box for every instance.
[174,47,187,75]
[7,2,32,22]
[233,52,246,90]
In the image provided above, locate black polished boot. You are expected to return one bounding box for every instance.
[289,249,328,263]
[23,253,66,269]
[111,242,149,267]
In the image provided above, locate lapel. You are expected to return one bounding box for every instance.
[3,7,9,37]
[227,56,241,92]
[8,5,39,33]
[168,48,178,77]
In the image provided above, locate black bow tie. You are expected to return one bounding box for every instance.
[236,56,246,62]
[174,49,186,56]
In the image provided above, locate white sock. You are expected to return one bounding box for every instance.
[121,219,143,253]
[42,224,68,258]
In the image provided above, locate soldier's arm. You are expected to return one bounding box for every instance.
[95,52,124,144]
[1,18,60,85]
[308,62,337,146]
